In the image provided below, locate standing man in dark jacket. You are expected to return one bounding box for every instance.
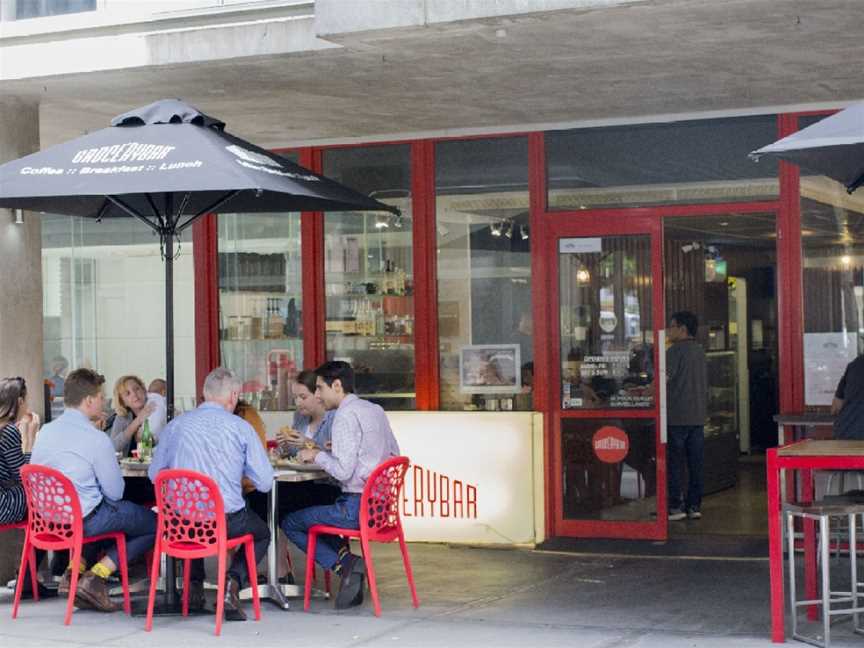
[666,311,708,521]
[831,355,864,440]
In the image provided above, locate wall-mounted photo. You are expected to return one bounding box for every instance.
[459,344,521,394]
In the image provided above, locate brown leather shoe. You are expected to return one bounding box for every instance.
[74,572,119,612]
[57,569,72,596]
[223,576,246,622]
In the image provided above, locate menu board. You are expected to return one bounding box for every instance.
[804,332,857,406]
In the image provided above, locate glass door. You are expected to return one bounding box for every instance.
[549,217,667,539]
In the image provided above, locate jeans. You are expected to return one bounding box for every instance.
[280,494,360,570]
[667,425,705,510]
[189,505,270,587]
[82,497,157,566]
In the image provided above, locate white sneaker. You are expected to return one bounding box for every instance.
[668,508,686,521]
[687,507,702,520]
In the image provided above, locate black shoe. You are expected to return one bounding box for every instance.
[187,580,205,612]
[17,580,58,600]
[223,577,246,622]
[335,554,365,610]
[278,573,295,586]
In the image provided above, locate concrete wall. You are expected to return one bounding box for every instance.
[0,98,40,582]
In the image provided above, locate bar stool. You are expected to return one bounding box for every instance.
[785,501,864,647]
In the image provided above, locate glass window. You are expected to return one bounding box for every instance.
[42,214,195,417]
[546,115,779,210]
[322,145,414,410]
[6,0,96,20]
[559,235,653,410]
[218,211,303,412]
[435,137,532,411]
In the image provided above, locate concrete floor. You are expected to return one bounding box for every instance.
[1,542,863,648]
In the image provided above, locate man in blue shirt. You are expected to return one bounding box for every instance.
[149,367,273,621]
[31,368,156,612]
[281,361,400,610]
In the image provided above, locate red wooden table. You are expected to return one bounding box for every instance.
[767,439,864,642]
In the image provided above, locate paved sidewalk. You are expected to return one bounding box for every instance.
[0,542,860,647]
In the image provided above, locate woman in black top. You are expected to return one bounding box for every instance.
[0,376,40,525]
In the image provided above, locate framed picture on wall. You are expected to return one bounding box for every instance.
[459,344,521,394]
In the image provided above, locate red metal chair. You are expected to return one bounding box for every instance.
[12,465,131,625]
[303,456,419,616]
[146,469,261,636]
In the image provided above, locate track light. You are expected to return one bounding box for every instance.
[490,221,503,237]
[520,224,529,240]
[14,209,24,225]
[374,213,390,229]
[503,221,513,239]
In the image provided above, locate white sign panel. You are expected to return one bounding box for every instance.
[804,332,857,406]
[559,237,602,254]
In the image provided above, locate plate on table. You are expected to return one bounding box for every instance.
[120,458,150,468]
[273,459,322,472]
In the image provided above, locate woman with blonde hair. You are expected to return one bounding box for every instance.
[108,374,166,457]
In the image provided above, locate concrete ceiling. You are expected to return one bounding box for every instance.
[4,0,864,149]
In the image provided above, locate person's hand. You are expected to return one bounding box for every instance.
[277,427,304,448]
[17,413,40,453]
[297,448,320,464]
[137,401,156,421]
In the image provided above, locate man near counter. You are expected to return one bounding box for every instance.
[148,367,273,621]
[666,311,708,522]
[280,360,400,609]
[31,368,157,612]
[831,355,864,440]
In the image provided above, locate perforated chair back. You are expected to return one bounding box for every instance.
[153,469,226,557]
[359,456,410,543]
[20,464,83,550]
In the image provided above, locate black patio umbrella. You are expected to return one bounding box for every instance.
[749,101,864,194]
[0,99,398,417]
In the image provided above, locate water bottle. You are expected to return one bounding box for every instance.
[140,419,153,461]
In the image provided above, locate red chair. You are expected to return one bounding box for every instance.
[146,469,261,636]
[12,465,131,625]
[303,456,419,616]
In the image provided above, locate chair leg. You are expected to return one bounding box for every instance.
[114,535,131,615]
[304,532,318,611]
[215,550,226,636]
[324,569,332,595]
[360,537,380,617]
[182,558,191,617]
[65,546,83,626]
[27,545,39,602]
[398,532,420,608]
[11,537,31,619]
[145,540,161,632]
[243,540,261,621]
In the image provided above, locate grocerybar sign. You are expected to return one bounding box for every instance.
[401,463,478,519]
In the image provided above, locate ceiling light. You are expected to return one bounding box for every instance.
[576,268,591,283]
[503,221,513,239]
[14,209,24,225]
[374,214,390,229]
[520,224,529,240]
[490,221,503,237]
[842,255,852,266]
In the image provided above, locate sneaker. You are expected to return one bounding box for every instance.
[687,507,702,520]
[668,508,687,521]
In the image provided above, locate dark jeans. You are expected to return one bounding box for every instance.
[667,425,705,511]
[280,494,360,571]
[189,505,270,587]
[82,497,157,566]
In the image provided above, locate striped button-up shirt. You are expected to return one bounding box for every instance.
[315,394,400,493]
[149,402,273,514]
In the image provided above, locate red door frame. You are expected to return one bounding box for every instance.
[544,213,667,539]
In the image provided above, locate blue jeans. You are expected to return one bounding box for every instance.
[667,425,705,510]
[82,497,156,566]
[280,494,359,570]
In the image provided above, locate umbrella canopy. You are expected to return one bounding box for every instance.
[0,99,397,418]
[749,102,864,194]
[0,98,396,221]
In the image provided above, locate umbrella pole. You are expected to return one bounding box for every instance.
[164,230,175,422]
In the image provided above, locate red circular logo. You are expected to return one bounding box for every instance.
[592,426,629,464]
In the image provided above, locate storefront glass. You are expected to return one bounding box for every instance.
[322,145,414,410]
[801,182,864,408]
[218,211,303,412]
[42,214,196,416]
[559,235,653,410]
[546,115,779,210]
[435,137,532,411]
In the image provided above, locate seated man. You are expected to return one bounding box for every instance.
[281,360,400,609]
[31,368,157,612]
[148,367,273,621]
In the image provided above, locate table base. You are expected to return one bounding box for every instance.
[129,597,213,617]
[239,582,329,610]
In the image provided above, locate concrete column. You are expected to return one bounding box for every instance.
[0,98,41,582]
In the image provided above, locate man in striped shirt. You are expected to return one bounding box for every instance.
[149,367,273,621]
[281,360,400,609]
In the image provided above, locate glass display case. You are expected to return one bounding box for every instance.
[704,350,738,493]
